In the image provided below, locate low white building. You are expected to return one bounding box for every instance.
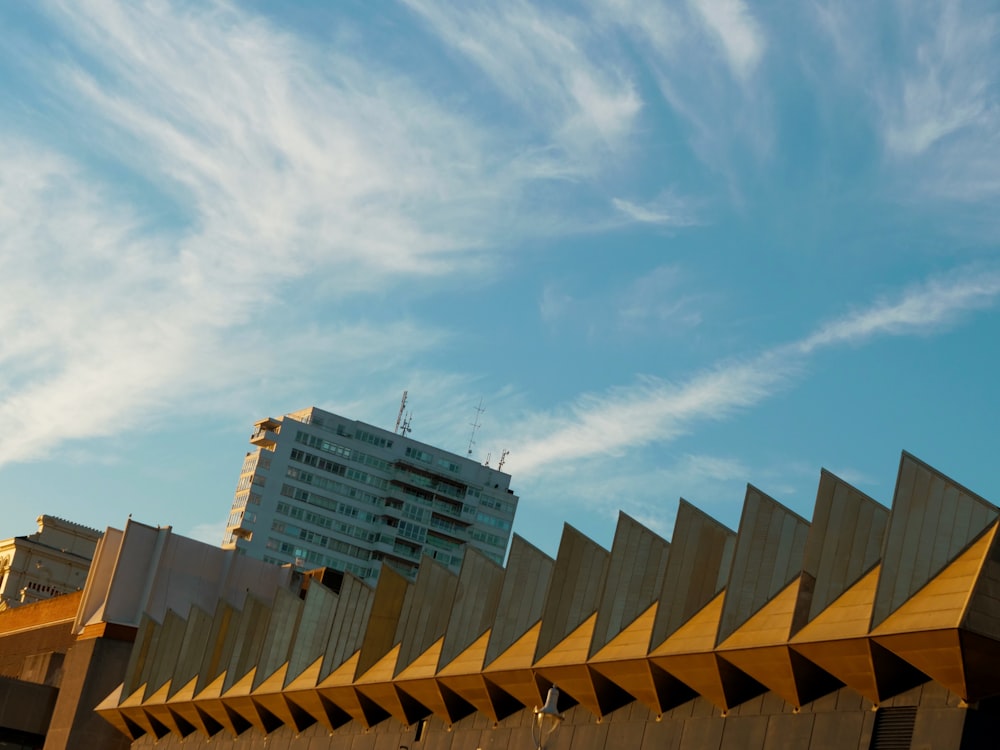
[0,515,102,610]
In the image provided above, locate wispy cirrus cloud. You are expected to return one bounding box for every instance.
[596,0,773,183]
[611,195,697,227]
[816,0,1000,202]
[0,0,615,468]
[508,265,1000,476]
[538,265,704,336]
[880,0,996,159]
[402,0,642,163]
[510,354,792,474]
[0,133,447,465]
[687,0,766,80]
[797,268,1000,353]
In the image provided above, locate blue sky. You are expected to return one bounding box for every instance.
[1,0,999,556]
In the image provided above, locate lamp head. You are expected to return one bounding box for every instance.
[538,686,562,717]
[532,686,564,749]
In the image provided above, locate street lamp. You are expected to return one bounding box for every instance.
[532,685,564,749]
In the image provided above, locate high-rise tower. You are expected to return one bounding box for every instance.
[222,406,517,581]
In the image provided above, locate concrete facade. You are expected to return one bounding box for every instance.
[93,452,1000,749]
[222,407,519,581]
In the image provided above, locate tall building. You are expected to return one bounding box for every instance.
[221,406,518,580]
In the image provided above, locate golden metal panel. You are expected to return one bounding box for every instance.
[589,602,657,663]
[283,662,351,734]
[165,676,218,737]
[395,637,444,681]
[789,639,877,703]
[590,514,669,659]
[221,667,280,735]
[354,680,427,726]
[790,567,879,644]
[355,643,401,685]
[395,638,474,723]
[717,646,797,704]
[483,621,540,672]
[252,663,287,694]
[284,655,323,691]
[535,664,601,715]
[117,685,160,738]
[94,684,143,741]
[480,668,543,711]
[718,579,799,650]
[535,613,597,668]
[648,652,727,711]
[588,658,659,712]
[316,652,382,727]
[716,579,833,707]
[190,672,250,737]
[535,613,631,716]
[439,629,489,676]
[437,632,503,719]
[355,644,419,725]
[436,673,505,721]
[717,489,809,645]
[481,620,544,708]
[588,604,662,710]
[872,526,995,635]
[251,664,314,732]
[650,592,724,656]
[143,681,195,737]
[872,453,998,629]
[390,678,449,722]
[873,630,965,699]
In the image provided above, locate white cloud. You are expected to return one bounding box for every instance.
[0,0,672,467]
[816,0,1000,202]
[797,268,1000,353]
[611,196,697,226]
[509,355,791,474]
[687,0,766,79]
[403,0,642,161]
[616,265,703,332]
[507,265,1000,477]
[539,285,575,324]
[881,1,995,158]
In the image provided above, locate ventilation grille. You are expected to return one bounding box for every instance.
[869,706,917,750]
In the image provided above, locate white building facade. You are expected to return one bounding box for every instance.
[0,515,102,610]
[222,407,518,581]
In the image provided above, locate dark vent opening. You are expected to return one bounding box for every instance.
[869,706,917,750]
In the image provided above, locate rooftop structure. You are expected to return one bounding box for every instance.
[221,406,518,581]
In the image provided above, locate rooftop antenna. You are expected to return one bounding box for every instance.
[400,411,413,437]
[498,449,509,472]
[467,398,485,456]
[484,451,491,467]
[395,390,408,434]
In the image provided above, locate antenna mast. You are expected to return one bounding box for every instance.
[467,398,485,456]
[498,449,509,472]
[395,390,408,434]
